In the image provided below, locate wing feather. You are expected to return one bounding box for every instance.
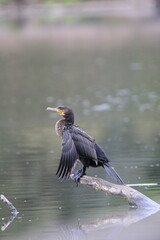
[56,128,78,181]
[70,126,98,166]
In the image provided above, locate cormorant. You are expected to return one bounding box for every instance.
[47,106,124,184]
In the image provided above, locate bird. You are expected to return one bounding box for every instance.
[47,106,124,184]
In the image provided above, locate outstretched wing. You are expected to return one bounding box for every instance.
[70,126,98,167]
[56,128,78,181]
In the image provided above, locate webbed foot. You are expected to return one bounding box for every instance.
[73,167,86,186]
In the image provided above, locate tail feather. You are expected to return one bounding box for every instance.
[103,163,124,184]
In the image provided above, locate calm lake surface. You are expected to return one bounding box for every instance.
[0,18,160,240]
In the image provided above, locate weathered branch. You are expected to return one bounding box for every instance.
[71,175,160,209]
[0,194,19,214]
[0,194,19,231]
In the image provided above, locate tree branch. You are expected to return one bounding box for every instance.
[0,194,19,214]
[71,175,160,209]
[0,194,19,231]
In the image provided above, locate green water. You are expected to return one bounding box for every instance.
[0,20,160,240]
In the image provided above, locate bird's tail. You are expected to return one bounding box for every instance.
[103,163,124,184]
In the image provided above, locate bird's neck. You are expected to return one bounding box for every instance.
[55,119,65,137]
[55,119,73,137]
[65,113,74,125]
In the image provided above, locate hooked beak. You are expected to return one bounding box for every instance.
[46,107,64,116]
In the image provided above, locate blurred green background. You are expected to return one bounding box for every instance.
[0,1,160,240]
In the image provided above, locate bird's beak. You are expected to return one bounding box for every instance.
[46,107,64,115]
[46,107,57,112]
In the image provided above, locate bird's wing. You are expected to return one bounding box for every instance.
[95,143,110,163]
[56,128,78,181]
[70,126,98,166]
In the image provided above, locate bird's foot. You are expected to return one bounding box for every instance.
[73,169,86,186]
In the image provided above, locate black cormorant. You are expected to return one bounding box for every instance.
[47,106,124,184]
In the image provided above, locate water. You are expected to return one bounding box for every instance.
[0,19,160,240]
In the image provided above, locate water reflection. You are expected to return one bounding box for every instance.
[54,208,160,240]
[56,224,87,240]
[1,213,18,232]
[5,207,159,240]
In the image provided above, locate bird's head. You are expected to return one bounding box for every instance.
[46,106,74,124]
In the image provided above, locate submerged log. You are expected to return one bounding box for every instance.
[71,175,160,209]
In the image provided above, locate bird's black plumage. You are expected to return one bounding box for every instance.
[47,106,124,184]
